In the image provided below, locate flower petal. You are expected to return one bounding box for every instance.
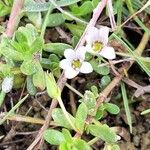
[98,26,109,45]
[64,49,76,60]
[86,27,100,45]
[76,46,86,61]
[59,59,71,70]
[64,67,79,79]
[80,62,93,73]
[99,46,116,59]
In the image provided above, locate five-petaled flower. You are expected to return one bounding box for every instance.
[60,47,93,79]
[85,26,116,59]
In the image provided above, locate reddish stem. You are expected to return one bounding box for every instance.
[5,0,24,37]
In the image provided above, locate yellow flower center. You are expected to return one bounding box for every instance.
[92,41,103,52]
[71,59,81,69]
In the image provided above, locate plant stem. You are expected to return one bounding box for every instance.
[75,0,109,49]
[40,5,52,38]
[88,137,99,145]
[96,31,150,109]
[57,96,77,132]
[5,0,24,37]
[65,83,84,98]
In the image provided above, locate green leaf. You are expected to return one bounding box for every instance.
[87,124,118,143]
[26,76,37,95]
[44,43,72,56]
[75,103,88,132]
[104,103,120,115]
[9,40,24,53]
[73,139,91,150]
[45,72,60,99]
[32,61,45,90]
[0,1,11,17]
[43,129,65,145]
[66,23,85,37]
[92,0,99,7]
[47,13,65,27]
[59,142,71,150]
[95,104,105,120]
[0,64,11,76]
[30,37,44,54]
[52,108,75,129]
[104,144,120,150]
[24,0,81,12]
[26,12,42,29]
[81,91,97,116]
[62,129,73,143]
[71,36,79,48]
[141,108,150,115]
[49,54,59,63]
[91,86,99,98]
[90,59,110,75]
[100,76,111,88]
[71,1,93,16]
[15,30,28,44]
[50,63,61,78]
[16,24,38,46]
[0,47,24,61]
[59,138,91,150]
[20,59,37,75]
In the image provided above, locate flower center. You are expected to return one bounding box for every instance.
[71,59,81,69]
[92,41,103,52]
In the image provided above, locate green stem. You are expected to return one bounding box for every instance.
[92,118,102,125]
[57,96,77,131]
[40,4,53,38]
[65,83,84,98]
[88,137,99,145]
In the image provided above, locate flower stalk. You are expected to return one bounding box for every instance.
[57,96,78,132]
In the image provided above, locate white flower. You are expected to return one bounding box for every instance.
[85,26,116,59]
[60,47,93,79]
[2,76,13,93]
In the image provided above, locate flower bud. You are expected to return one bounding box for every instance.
[45,73,61,99]
[2,76,13,93]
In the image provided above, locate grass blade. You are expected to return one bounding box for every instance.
[0,94,29,125]
[112,33,150,77]
[121,82,132,133]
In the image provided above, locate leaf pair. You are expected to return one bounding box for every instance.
[44,128,91,150]
[96,103,120,120]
